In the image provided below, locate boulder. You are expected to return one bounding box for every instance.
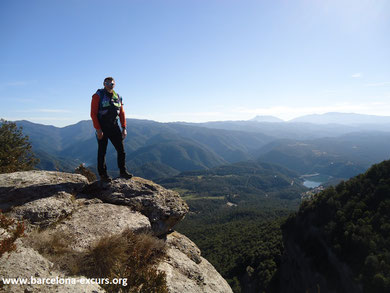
[165,230,202,264]
[0,171,232,292]
[158,232,233,293]
[8,191,75,229]
[52,203,151,251]
[0,171,88,211]
[83,177,189,236]
[0,239,105,293]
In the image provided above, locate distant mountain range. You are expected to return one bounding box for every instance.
[13,113,390,183]
[250,115,285,123]
[255,132,390,178]
[15,119,273,177]
[248,112,390,125]
[289,112,390,125]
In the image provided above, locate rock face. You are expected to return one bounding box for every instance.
[9,191,76,228]
[0,171,88,211]
[83,177,189,236]
[0,171,232,293]
[52,203,151,251]
[158,232,233,293]
[0,239,105,293]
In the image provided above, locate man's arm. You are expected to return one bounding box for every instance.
[91,94,103,139]
[119,105,126,129]
[119,102,127,138]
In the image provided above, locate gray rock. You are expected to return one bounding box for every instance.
[158,232,233,293]
[0,239,105,293]
[8,191,75,228]
[51,203,151,251]
[0,171,88,211]
[0,171,231,293]
[164,231,202,264]
[84,177,189,236]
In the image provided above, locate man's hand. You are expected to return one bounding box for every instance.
[122,128,127,139]
[96,129,104,140]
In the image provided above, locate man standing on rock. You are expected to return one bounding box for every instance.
[90,77,132,182]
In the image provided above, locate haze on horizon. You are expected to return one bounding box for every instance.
[1,0,389,127]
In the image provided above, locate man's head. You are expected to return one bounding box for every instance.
[103,77,115,92]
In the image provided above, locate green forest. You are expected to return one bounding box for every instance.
[163,160,390,292]
[175,203,293,292]
[158,161,306,292]
[283,160,390,292]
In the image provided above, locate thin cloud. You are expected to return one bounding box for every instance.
[365,82,390,87]
[352,73,362,78]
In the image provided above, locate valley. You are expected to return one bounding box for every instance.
[12,116,390,292]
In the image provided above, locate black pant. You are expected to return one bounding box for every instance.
[97,124,126,176]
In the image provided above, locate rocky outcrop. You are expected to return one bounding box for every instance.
[0,171,88,211]
[83,177,189,236]
[8,191,76,229]
[158,232,233,293]
[0,239,105,293]
[0,171,232,293]
[50,203,151,251]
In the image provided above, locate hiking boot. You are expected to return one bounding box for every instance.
[100,174,112,182]
[120,170,133,179]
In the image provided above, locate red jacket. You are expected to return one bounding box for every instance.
[90,93,126,130]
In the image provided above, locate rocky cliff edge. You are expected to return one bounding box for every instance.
[0,171,232,293]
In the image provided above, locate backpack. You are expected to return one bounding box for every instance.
[96,89,122,124]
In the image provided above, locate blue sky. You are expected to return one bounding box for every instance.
[1,0,389,127]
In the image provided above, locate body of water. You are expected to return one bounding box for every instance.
[303,180,322,188]
[302,174,332,188]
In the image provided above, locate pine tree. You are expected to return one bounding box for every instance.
[0,119,39,173]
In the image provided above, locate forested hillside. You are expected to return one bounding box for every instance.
[158,161,307,292]
[256,132,390,180]
[176,204,291,292]
[158,161,305,202]
[15,119,272,177]
[280,160,390,292]
[164,159,390,292]
[15,119,390,184]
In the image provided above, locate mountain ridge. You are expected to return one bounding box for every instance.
[250,115,285,123]
[12,118,390,183]
[12,112,390,129]
[289,112,390,125]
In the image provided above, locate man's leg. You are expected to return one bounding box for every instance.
[109,126,132,178]
[97,135,109,177]
[109,126,126,171]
